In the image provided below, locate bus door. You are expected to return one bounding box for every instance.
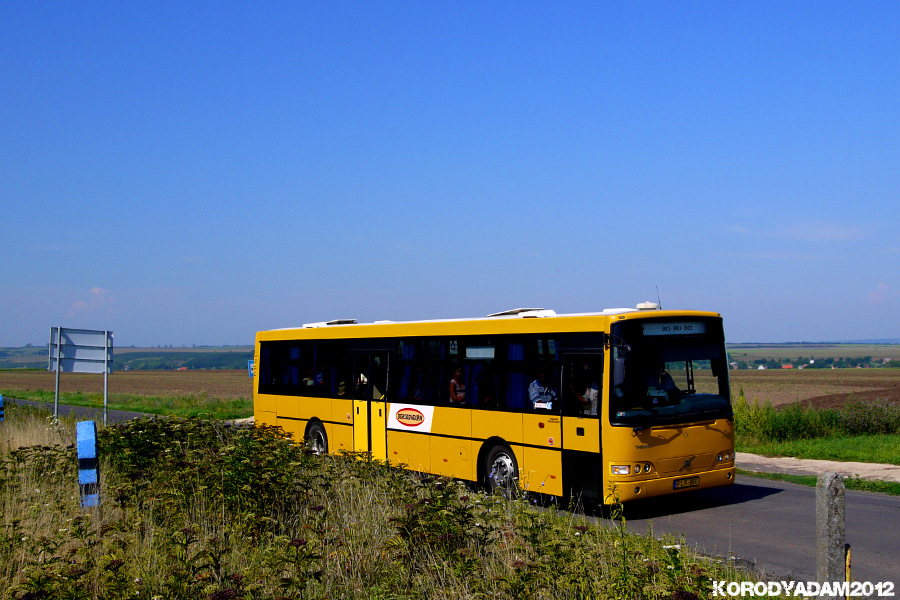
[351,351,388,461]
[561,353,604,499]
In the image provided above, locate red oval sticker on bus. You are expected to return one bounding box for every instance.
[396,408,425,427]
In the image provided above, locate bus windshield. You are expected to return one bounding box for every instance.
[610,317,732,428]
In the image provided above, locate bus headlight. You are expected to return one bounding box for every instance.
[611,465,631,475]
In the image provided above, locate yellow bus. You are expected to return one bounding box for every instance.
[253,304,735,503]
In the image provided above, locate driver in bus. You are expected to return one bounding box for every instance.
[528,369,557,410]
[644,364,679,405]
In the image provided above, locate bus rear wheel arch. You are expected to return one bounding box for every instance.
[305,420,328,455]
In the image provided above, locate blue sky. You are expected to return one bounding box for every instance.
[2,2,898,347]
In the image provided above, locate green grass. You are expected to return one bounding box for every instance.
[735,434,900,465]
[737,469,900,496]
[0,389,253,419]
[736,433,900,465]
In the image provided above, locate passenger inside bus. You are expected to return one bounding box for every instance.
[449,367,466,405]
[568,366,599,415]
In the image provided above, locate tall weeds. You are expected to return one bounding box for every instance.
[733,388,900,443]
[1,402,756,599]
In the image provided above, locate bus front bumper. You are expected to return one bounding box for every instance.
[606,466,736,504]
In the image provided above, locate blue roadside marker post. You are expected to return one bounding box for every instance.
[76,421,100,508]
[0,394,4,423]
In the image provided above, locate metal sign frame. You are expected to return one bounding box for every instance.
[49,327,114,425]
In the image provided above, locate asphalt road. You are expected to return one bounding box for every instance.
[592,478,900,586]
[9,398,151,424]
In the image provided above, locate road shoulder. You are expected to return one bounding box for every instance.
[737,451,900,483]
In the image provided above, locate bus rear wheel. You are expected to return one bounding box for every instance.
[306,422,328,455]
[484,444,518,494]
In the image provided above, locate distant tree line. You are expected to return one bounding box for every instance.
[731,356,894,370]
[114,351,253,371]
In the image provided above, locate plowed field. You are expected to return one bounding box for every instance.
[730,368,900,409]
[0,370,252,400]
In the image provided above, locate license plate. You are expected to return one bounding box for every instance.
[673,476,700,490]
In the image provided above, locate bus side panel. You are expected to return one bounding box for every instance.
[523,413,561,449]
[256,411,277,427]
[522,446,563,496]
[429,407,473,480]
[521,414,563,496]
[472,411,522,444]
[277,395,301,419]
[297,396,323,420]
[331,399,354,429]
[386,430,430,472]
[431,436,474,481]
[561,417,600,453]
[330,399,354,453]
[326,422,354,453]
[277,417,303,443]
[256,393,277,415]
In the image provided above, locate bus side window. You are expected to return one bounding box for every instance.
[472,362,500,408]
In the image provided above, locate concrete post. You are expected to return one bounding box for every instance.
[816,472,845,586]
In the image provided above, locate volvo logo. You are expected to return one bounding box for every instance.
[679,455,696,471]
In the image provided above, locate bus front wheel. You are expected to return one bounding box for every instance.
[484,445,518,493]
[307,421,328,455]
